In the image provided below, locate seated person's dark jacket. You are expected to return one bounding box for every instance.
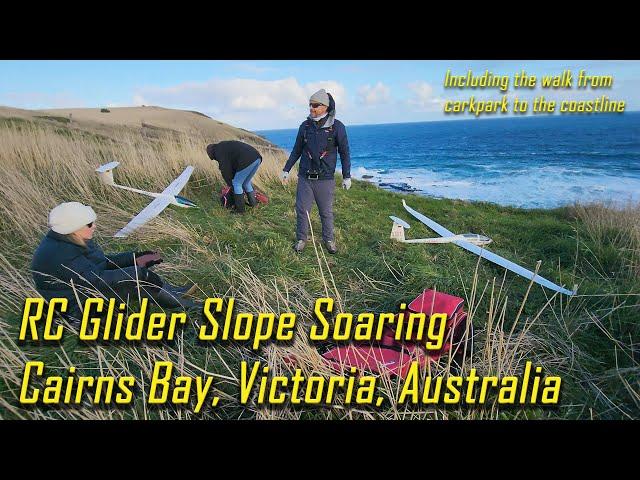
[31,230,145,316]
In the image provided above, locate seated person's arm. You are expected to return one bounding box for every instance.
[105,251,136,269]
[105,251,162,269]
[66,255,158,290]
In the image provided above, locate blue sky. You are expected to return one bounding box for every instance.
[1,60,638,130]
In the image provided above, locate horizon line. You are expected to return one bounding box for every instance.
[257,110,640,132]
[2,103,637,133]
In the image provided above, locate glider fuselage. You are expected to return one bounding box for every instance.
[111,184,197,208]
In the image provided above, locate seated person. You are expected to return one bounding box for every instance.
[31,202,199,323]
[206,141,262,213]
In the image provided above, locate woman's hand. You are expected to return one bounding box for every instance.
[135,251,163,268]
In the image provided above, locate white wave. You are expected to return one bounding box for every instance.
[353,162,640,209]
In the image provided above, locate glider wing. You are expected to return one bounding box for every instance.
[402,200,575,296]
[163,166,194,196]
[114,195,173,238]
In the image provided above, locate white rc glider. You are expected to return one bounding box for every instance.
[390,200,576,296]
[96,161,197,238]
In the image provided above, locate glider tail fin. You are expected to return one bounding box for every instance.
[96,161,120,186]
[390,222,405,242]
[97,169,115,186]
[389,216,410,242]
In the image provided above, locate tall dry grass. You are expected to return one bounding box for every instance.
[572,201,640,277]
[0,120,287,248]
[567,201,640,418]
[0,227,570,419]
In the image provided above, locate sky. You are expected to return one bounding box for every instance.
[1,60,639,131]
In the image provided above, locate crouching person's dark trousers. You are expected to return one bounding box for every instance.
[296,175,335,242]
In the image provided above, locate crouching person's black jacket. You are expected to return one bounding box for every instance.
[208,140,262,186]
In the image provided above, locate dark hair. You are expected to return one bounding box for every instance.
[206,143,216,160]
[327,92,335,113]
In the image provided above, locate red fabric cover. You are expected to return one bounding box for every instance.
[408,289,464,318]
[220,185,232,208]
[255,191,269,205]
[319,289,469,378]
[322,341,426,379]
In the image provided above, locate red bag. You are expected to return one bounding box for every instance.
[220,185,232,208]
[320,289,471,378]
[254,190,269,205]
[219,185,268,208]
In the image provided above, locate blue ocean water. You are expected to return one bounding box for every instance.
[258,113,640,209]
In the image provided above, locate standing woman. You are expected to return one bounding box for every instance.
[31,202,197,322]
[206,140,263,213]
[279,89,351,254]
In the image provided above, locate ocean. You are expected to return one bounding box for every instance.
[257,113,640,209]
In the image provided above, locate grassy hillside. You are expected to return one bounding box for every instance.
[0,111,638,420]
[0,105,278,149]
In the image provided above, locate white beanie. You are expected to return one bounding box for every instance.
[310,89,330,106]
[48,202,97,234]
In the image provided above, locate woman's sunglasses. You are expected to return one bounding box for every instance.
[309,103,324,108]
[87,222,94,228]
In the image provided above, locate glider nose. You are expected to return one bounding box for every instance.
[174,195,198,208]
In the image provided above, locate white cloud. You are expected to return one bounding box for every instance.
[612,76,640,110]
[132,94,148,106]
[357,82,391,106]
[407,81,445,111]
[229,63,277,74]
[133,77,347,130]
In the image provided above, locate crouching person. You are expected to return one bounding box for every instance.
[31,202,199,325]
[206,140,262,213]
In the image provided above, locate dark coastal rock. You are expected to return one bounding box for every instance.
[379,182,418,192]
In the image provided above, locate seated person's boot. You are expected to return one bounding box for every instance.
[161,280,197,297]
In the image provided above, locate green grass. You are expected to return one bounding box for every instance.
[5,176,640,419]
[34,115,71,124]
[75,177,635,419]
[2,176,639,419]
[0,117,32,129]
